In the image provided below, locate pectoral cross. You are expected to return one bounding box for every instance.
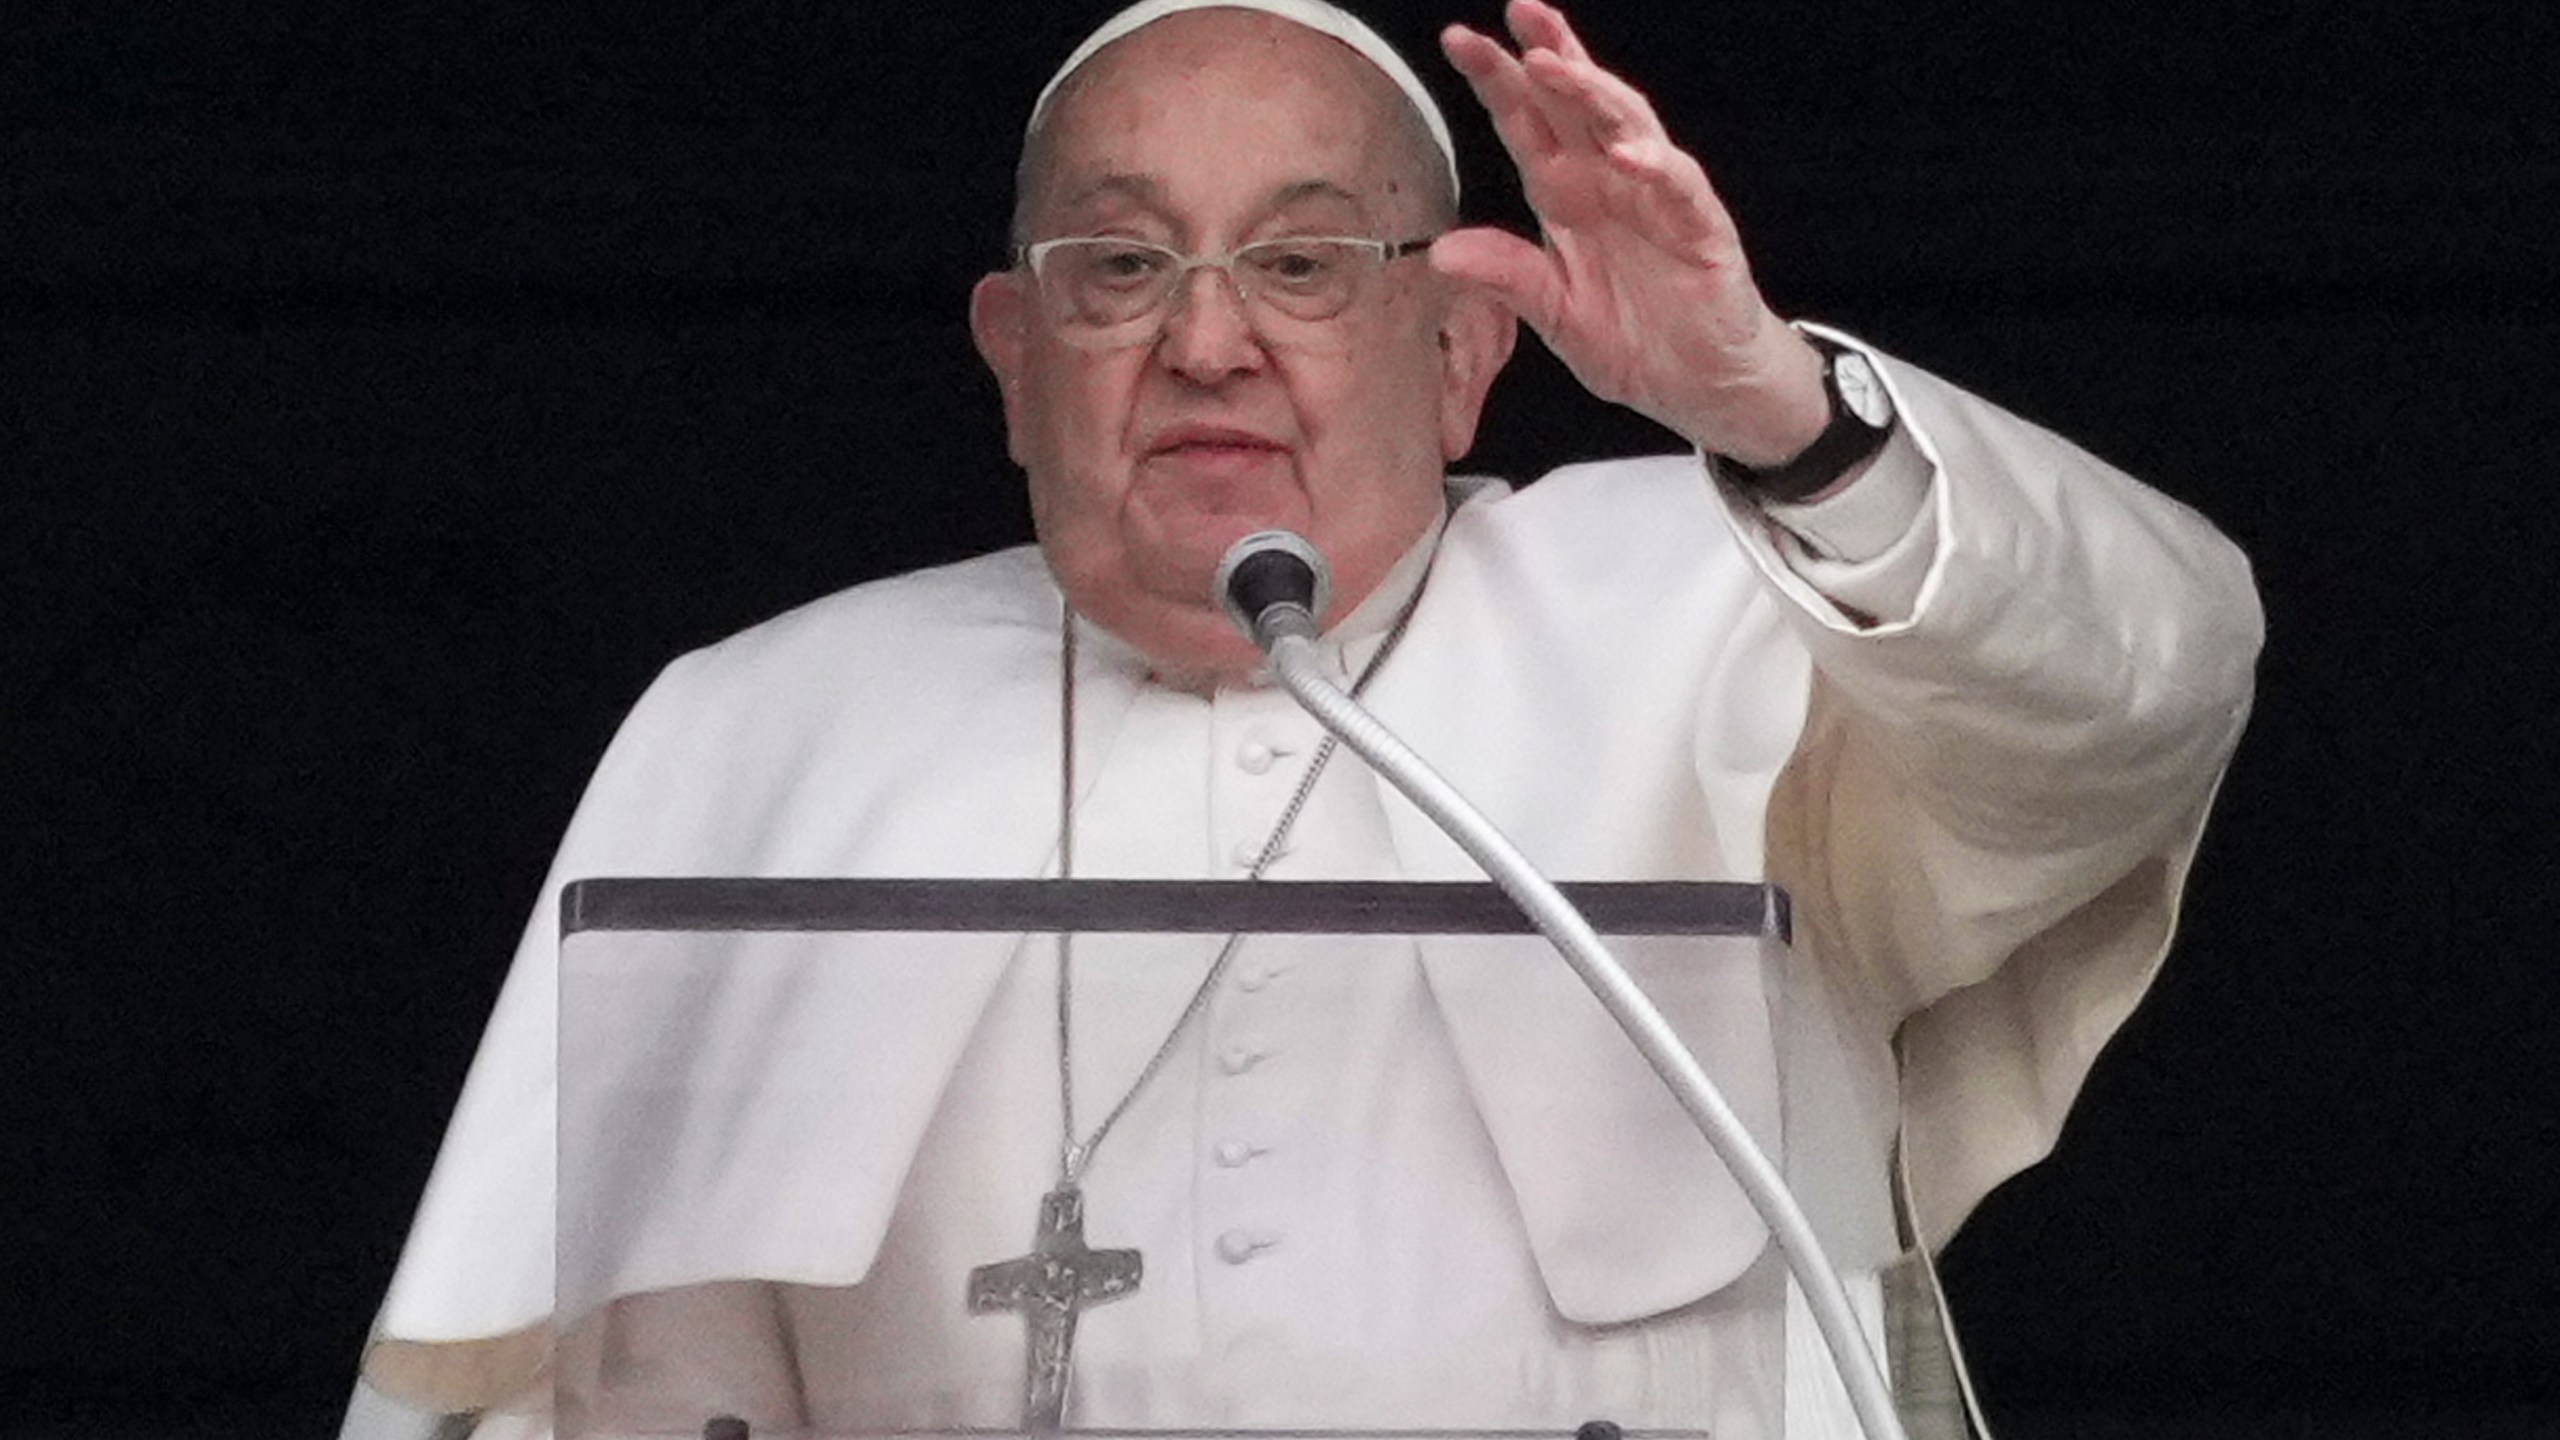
[966,1184,1142,1433]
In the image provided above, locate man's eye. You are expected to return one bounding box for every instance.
[1247,243,1345,288]
[1080,246,1168,286]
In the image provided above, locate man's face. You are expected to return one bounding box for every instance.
[973,10,1511,685]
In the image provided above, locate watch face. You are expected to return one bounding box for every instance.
[1833,352,1893,428]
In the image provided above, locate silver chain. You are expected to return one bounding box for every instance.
[1052,596,1418,1185]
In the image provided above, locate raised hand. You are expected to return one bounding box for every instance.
[1436,0,1827,465]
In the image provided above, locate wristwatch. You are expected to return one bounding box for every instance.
[1709,339,1897,504]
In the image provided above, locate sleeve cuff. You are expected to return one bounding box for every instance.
[1762,421,1931,563]
[1754,419,1936,624]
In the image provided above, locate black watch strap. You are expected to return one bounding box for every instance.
[1709,339,1896,504]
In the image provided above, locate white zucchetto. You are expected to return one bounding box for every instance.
[1028,0,1461,201]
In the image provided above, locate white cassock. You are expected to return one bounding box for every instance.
[342,331,2262,1439]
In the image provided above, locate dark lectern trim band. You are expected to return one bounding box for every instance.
[561,879,1788,943]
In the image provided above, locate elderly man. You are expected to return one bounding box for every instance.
[346,2,2261,1437]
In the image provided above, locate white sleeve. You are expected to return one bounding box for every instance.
[1709,326,2265,1242]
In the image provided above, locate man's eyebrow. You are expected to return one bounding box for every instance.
[1047,175,1373,231]
[1267,179,1364,211]
[1055,174,1166,213]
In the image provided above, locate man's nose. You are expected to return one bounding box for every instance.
[1155,265,1267,382]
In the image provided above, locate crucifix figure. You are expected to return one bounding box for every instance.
[967,1184,1143,1433]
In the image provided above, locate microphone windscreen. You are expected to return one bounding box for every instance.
[1214,531,1331,642]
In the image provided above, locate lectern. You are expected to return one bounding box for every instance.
[552,878,1899,1439]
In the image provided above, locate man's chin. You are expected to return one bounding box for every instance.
[1128,475,1307,575]
[1138,524,1290,609]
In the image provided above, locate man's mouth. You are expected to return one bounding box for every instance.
[1147,425,1289,461]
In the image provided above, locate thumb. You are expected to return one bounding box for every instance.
[1429,227,1566,338]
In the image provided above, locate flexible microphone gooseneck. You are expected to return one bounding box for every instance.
[1213,531,1911,1440]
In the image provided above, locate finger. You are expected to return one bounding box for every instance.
[1613,145,1737,261]
[1522,47,1667,156]
[1428,227,1569,338]
[1505,0,1593,67]
[1440,23,1561,163]
[1510,52,1601,164]
[1517,49,1730,254]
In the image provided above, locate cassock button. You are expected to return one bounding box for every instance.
[1237,740,1277,775]
[1213,1139,1262,1168]
[1215,1229,1279,1264]
[1218,1045,1265,1076]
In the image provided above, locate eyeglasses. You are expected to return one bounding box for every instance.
[1019,235,1436,344]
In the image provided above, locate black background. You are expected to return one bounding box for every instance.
[8,0,2557,1431]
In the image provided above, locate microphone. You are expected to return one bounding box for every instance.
[1215,530,1332,652]
[1202,527,1910,1440]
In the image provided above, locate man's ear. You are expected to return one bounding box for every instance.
[1437,284,1518,463]
[971,271,1033,463]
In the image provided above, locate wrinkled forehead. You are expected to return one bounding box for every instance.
[1027,0,1458,200]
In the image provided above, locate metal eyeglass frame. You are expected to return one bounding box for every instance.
[1017,234,1437,336]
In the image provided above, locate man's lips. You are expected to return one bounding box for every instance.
[1144,424,1289,459]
